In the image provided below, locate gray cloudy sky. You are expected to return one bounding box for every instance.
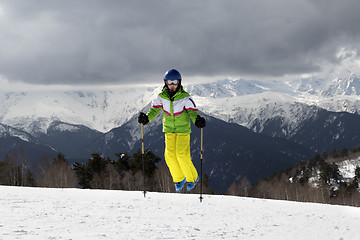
[1,0,360,87]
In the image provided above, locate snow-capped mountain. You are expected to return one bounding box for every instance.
[287,73,360,97]
[288,74,360,114]
[192,91,313,134]
[191,73,360,138]
[185,79,266,98]
[1,72,360,137]
[321,73,360,97]
[2,71,360,192]
[0,87,160,135]
[289,76,325,95]
[1,73,360,155]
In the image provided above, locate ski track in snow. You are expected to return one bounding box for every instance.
[0,186,359,239]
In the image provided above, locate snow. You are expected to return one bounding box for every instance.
[0,124,33,143]
[0,186,359,239]
[337,157,360,180]
[53,123,80,132]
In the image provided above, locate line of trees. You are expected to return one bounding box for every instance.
[4,145,359,206]
[72,149,162,191]
[0,148,214,194]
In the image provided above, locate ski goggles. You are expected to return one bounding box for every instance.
[165,79,180,85]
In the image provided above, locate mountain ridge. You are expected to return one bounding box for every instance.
[2,72,360,192]
[1,72,360,135]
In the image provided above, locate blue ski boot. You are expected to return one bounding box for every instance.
[187,176,199,191]
[175,178,186,192]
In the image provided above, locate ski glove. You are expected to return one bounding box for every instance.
[138,112,149,125]
[195,115,206,128]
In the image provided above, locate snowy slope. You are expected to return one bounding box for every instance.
[0,123,38,143]
[337,157,360,181]
[321,74,360,97]
[188,74,360,140]
[192,91,313,133]
[291,74,360,114]
[0,87,160,134]
[0,186,359,240]
[185,79,266,98]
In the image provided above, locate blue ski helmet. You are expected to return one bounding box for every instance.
[164,69,181,84]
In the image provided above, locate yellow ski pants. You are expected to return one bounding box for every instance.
[164,133,198,183]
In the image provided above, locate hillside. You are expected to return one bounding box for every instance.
[0,185,359,239]
[245,147,360,207]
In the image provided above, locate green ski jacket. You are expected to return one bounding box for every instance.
[147,86,199,133]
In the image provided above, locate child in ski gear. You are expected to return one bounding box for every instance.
[138,69,206,191]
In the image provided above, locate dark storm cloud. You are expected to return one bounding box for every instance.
[1,0,360,85]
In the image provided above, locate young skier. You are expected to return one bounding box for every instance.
[138,69,206,191]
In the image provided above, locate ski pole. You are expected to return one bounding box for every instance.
[141,123,146,198]
[200,127,203,203]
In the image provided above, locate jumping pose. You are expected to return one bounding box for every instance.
[138,69,206,191]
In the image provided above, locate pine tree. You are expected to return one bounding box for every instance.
[114,152,130,174]
[53,153,67,164]
[352,166,360,189]
[73,162,92,189]
[88,153,107,175]
[130,149,161,177]
[355,166,360,180]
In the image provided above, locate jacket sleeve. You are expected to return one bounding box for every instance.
[147,95,162,122]
[185,97,199,124]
